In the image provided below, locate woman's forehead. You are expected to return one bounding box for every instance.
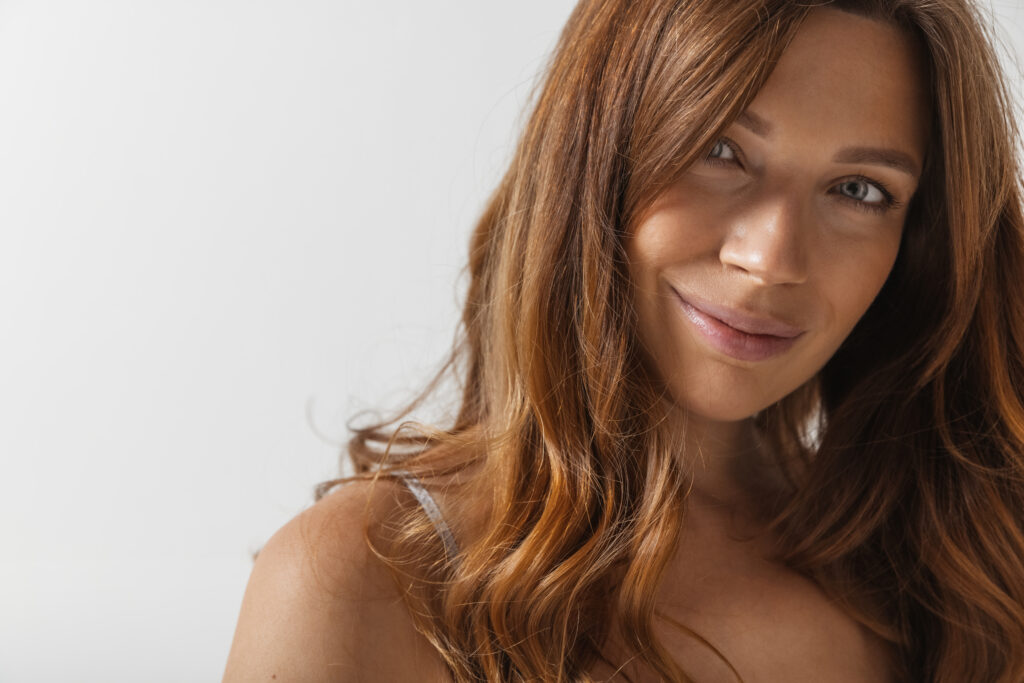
[741,7,931,165]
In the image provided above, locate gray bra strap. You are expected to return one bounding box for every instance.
[393,470,459,561]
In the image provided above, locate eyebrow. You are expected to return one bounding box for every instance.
[832,147,920,178]
[736,111,773,137]
[735,110,921,178]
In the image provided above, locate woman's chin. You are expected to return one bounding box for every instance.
[687,404,764,424]
[664,391,770,424]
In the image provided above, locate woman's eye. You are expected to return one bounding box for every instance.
[833,176,901,214]
[699,142,902,215]
[705,139,739,166]
[837,179,884,204]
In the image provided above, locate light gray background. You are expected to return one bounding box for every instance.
[1,2,1021,681]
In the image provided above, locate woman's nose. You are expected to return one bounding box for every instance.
[718,193,810,286]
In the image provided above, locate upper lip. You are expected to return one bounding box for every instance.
[672,289,806,338]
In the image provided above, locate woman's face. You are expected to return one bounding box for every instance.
[627,7,930,423]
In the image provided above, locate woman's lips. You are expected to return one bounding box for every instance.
[671,290,805,362]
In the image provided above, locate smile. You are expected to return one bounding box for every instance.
[671,289,805,362]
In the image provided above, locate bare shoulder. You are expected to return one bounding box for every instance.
[222,479,452,683]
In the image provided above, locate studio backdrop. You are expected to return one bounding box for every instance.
[0,2,1020,682]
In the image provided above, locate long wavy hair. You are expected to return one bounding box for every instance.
[316,0,1024,680]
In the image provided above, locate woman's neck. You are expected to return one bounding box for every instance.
[675,410,790,523]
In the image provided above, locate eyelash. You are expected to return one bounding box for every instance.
[704,138,903,215]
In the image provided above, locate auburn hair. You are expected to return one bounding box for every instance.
[316,0,1024,680]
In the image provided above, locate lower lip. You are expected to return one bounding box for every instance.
[673,293,802,362]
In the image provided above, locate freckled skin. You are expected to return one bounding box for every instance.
[627,8,930,431]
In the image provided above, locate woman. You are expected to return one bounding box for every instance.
[223,0,1024,680]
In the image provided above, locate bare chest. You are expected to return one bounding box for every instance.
[593,515,897,683]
